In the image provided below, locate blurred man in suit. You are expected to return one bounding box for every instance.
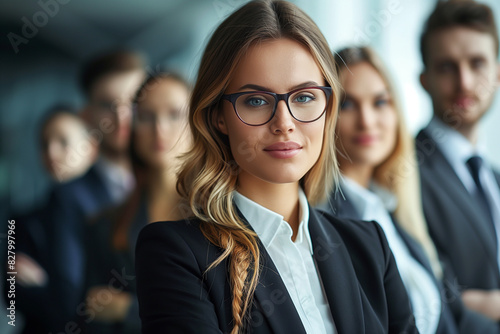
[14,50,145,333]
[417,0,500,322]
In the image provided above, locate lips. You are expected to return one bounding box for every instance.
[354,135,376,145]
[454,96,475,109]
[263,141,302,159]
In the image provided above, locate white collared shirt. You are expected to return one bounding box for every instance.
[94,157,135,204]
[341,177,441,334]
[426,117,500,268]
[233,189,336,334]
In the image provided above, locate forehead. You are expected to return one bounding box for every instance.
[341,62,387,97]
[138,79,189,106]
[227,38,324,92]
[426,26,497,63]
[43,114,85,136]
[90,70,145,101]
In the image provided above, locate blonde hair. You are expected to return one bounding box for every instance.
[177,1,340,332]
[334,46,442,278]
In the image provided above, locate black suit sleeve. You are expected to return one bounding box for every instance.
[440,263,500,334]
[135,222,223,334]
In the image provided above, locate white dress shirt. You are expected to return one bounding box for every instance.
[94,157,135,204]
[341,177,441,334]
[427,117,500,269]
[233,189,336,334]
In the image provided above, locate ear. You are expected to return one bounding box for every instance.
[419,72,429,92]
[216,113,228,135]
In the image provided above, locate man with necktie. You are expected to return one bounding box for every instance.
[416,0,500,323]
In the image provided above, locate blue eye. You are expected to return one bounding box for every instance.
[245,97,269,107]
[374,99,389,108]
[294,94,314,103]
[340,99,354,110]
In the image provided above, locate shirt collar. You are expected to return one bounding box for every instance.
[95,156,135,189]
[341,176,398,213]
[427,116,486,164]
[233,188,313,254]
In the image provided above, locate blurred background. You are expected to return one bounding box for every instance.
[2,0,500,221]
[0,0,500,330]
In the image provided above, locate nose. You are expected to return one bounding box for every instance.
[153,117,168,134]
[357,104,376,129]
[115,103,132,127]
[47,141,64,161]
[270,100,295,134]
[457,66,475,93]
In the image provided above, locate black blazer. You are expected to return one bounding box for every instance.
[324,188,500,334]
[135,206,418,333]
[416,129,500,291]
[83,195,147,334]
[14,166,114,333]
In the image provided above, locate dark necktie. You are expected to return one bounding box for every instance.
[466,156,496,242]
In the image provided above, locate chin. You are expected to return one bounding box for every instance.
[261,169,308,185]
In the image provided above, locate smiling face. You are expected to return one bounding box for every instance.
[336,62,398,175]
[421,26,500,131]
[217,38,327,189]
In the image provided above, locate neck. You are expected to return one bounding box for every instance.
[145,165,184,222]
[456,124,479,146]
[237,176,300,237]
[436,114,479,145]
[340,164,373,189]
[146,166,178,200]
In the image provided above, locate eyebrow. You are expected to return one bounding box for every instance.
[237,81,321,92]
[343,90,390,100]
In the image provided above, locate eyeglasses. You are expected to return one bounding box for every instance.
[133,107,186,128]
[91,100,132,115]
[221,86,332,126]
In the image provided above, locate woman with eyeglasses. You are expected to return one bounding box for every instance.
[83,72,191,334]
[321,46,500,334]
[135,1,418,333]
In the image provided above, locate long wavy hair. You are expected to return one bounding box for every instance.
[334,46,442,278]
[176,1,341,332]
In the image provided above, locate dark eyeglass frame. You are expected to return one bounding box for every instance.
[221,86,332,126]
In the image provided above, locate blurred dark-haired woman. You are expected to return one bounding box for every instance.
[82,73,191,333]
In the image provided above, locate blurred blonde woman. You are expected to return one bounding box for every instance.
[323,46,499,334]
[135,2,417,333]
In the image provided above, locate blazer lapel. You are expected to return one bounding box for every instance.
[309,208,365,334]
[393,219,435,276]
[418,130,498,264]
[327,189,362,220]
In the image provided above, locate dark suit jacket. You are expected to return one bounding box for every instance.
[135,206,418,333]
[324,188,500,334]
[416,129,500,291]
[83,195,146,334]
[15,166,115,333]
